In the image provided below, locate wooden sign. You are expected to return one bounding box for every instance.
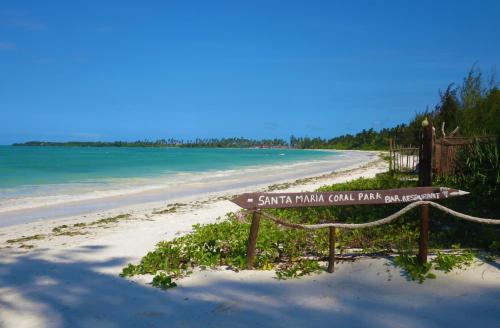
[231,187,468,210]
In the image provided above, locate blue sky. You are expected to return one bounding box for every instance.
[1,1,499,144]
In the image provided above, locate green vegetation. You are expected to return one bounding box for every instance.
[89,214,131,225]
[6,234,45,244]
[121,158,499,288]
[275,260,322,280]
[13,137,288,148]
[432,141,499,251]
[19,244,35,249]
[290,129,398,150]
[395,245,475,283]
[434,247,475,273]
[52,224,88,236]
[152,272,178,289]
[153,203,185,215]
[394,255,435,283]
[182,138,288,148]
[52,225,69,233]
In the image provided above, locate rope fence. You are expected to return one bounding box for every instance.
[255,200,500,230]
[242,200,499,272]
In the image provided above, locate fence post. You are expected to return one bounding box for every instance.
[389,138,393,171]
[418,121,433,265]
[246,211,261,269]
[327,227,336,273]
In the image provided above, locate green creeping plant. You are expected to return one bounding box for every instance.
[152,272,177,289]
[120,171,495,289]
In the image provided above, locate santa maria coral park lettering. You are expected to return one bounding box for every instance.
[231,187,468,210]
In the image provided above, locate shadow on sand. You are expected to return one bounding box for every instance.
[1,246,499,328]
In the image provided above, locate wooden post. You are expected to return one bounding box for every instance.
[389,138,393,171]
[400,145,403,172]
[246,211,261,269]
[419,205,429,265]
[418,122,433,265]
[327,227,336,273]
[391,139,394,171]
[406,148,409,171]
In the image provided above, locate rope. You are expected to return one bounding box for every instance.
[426,201,500,224]
[251,200,500,230]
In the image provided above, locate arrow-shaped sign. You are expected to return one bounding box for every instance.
[231,187,469,210]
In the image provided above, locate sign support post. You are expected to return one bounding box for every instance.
[418,121,433,265]
[246,211,261,269]
[327,227,336,273]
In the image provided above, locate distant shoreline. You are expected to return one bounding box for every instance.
[9,139,391,151]
[11,139,290,149]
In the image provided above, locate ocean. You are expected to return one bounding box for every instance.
[0,146,349,225]
[0,146,336,189]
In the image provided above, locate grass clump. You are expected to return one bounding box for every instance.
[394,244,475,283]
[52,225,69,233]
[51,224,89,236]
[56,231,88,237]
[90,214,131,225]
[153,203,185,215]
[19,244,35,249]
[275,259,322,280]
[6,234,45,244]
[394,254,436,283]
[433,246,475,273]
[152,272,178,289]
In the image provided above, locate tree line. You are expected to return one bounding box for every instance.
[14,138,288,148]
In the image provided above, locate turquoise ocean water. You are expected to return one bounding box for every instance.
[0,146,335,189]
[0,146,339,215]
[0,146,367,227]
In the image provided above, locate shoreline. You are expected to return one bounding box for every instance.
[0,151,384,249]
[0,150,378,228]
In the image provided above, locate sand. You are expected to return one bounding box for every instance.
[0,153,499,328]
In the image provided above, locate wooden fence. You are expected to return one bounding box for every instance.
[390,134,496,177]
[434,135,496,176]
[388,139,419,173]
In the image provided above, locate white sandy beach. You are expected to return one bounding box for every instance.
[0,152,499,328]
